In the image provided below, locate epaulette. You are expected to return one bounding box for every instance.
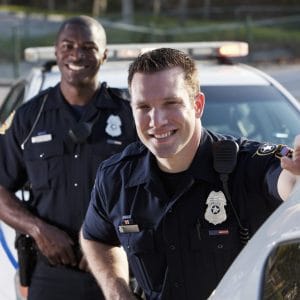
[16,87,52,116]
[107,85,130,102]
[100,141,146,169]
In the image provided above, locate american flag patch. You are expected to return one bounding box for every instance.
[208,229,229,236]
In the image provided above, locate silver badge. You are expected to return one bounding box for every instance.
[204,191,227,225]
[105,115,122,137]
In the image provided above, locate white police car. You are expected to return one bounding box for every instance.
[1,41,300,147]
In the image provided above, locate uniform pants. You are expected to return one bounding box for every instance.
[28,260,105,300]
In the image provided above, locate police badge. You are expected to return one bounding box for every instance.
[105,115,122,137]
[204,190,227,225]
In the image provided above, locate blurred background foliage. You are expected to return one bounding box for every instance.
[0,0,300,67]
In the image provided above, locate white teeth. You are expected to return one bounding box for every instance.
[68,64,84,71]
[154,131,172,139]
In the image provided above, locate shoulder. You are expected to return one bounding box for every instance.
[100,141,146,170]
[239,139,292,160]
[16,87,52,119]
[107,87,130,102]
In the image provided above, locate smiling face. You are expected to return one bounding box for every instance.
[55,22,106,89]
[130,67,205,172]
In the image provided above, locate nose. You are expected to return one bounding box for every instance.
[149,108,167,128]
[71,47,85,60]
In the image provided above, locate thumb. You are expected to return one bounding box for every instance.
[281,135,300,175]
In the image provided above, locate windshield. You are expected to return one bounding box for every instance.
[202,85,300,147]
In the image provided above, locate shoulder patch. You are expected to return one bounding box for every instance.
[255,143,277,156]
[253,143,293,159]
[0,110,15,135]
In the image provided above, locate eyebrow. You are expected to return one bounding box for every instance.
[60,39,97,46]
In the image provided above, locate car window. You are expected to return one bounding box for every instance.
[261,240,300,300]
[0,80,26,124]
[202,85,300,147]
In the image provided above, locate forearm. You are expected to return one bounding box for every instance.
[277,169,297,201]
[80,230,135,300]
[0,185,43,236]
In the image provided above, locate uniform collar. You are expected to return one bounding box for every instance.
[126,148,155,188]
[43,82,119,111]
[126,129,219,188]
[189,128,219,183]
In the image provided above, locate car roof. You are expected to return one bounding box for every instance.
[24,41,269,87]
[37,60,270,86]
[23,41,256,88]
[7,41,299,117]
[101,60,271,87]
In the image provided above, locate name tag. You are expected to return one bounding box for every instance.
[31,134,52,144]
[118,224,140,233]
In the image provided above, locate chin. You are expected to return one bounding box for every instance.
[151,148,177,159]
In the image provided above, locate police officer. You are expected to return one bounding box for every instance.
[80,48,300,300]
[0,16,137,300]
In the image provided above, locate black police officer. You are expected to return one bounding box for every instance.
[80,48,300,300]
[0,16,137,300]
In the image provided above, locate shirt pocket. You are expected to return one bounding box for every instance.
[120,229,165,293]
[190,225,242,280]
[23,140,63,190]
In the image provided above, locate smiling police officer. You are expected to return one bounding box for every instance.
[0,16,137,300]
[80,48,300,300]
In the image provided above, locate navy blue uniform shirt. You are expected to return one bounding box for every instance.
[0,83,137,239]
[82,129,283,300]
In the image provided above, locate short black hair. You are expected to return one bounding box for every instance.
[56,15,106,46]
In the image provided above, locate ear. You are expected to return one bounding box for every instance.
[101,48,108,64]
[54,45,58,58]
[194,92,205,118]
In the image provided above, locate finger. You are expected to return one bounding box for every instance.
[281,156,300,176]
[78,256,90,272]
[59,247,77,266]
[293,135,300,158]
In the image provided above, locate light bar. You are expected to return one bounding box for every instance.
[24,41,249,63]
[217,42,249,58]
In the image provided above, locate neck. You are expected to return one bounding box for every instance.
[60,82,100,106]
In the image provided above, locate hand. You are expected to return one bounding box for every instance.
[281,135,300,176]
[31,222,77,266]
[78,254,90,272]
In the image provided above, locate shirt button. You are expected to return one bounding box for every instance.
[74,154,79,158]
[174,282,181,288]
[74,183,78,187]
[39,153,45,158]
[169,245,176,251]
[217,244,223,249]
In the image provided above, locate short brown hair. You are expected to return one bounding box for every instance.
[128,48,200,98]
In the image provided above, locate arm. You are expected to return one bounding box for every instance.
[277,135,300,200]
[79,230,136,300]
[0,185,77,266]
